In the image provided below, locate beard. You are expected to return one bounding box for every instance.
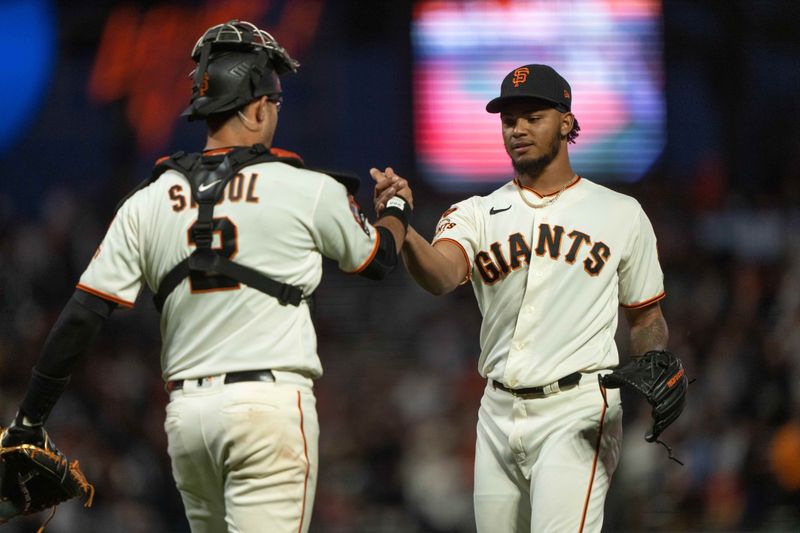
[510,130,562,179]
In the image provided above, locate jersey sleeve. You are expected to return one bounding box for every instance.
[77,197,144,308]
[431,198,479,281]
[618,205,665,308]
[311,177,379,273]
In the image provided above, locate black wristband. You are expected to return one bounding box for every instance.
[379,196,411,230]
[19,367,71,424]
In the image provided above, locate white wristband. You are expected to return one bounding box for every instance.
[385,197,407,210]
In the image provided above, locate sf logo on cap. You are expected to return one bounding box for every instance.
[512,67,530,87]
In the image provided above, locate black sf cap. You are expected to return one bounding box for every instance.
[486,64,572,113]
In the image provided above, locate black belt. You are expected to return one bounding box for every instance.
[166,369,275,392]
[492,372,582,397]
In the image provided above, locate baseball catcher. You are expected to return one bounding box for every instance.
[0,421,94,529]
[1,18,413,533]
[601,350,689,461]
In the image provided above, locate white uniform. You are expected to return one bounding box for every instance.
[433,175,665,532]
[78,152,379,533]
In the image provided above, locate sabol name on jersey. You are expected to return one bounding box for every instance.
[167,172,260,212]
[475,223,610,284]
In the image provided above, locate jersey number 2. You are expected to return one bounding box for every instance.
[187,217,240,293]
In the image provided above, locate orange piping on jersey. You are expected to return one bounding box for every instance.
[620,291,666,309]
[160,146,305,165]
[440,206,458,218]
[514,175,582,198]
[578,392,608,533]
[76,283,135,308]
[200,146,305,162]
[296,391,310,533]
[432,238,472,283]
[158,146,244,161]
[270,147,305,164]
[201,147,238,157]
[347,229,381,274]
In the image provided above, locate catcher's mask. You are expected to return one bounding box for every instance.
[182,20,299,122]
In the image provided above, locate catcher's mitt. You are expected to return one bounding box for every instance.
[601,350,688,448]
[0,427,94,527]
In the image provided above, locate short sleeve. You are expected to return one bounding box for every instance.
[77,197,144,307]
[618,206,665,308]
[311,177,379,273]
[431,198,479,280]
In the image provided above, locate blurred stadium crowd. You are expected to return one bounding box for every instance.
[2,1,800,532]
[1,167,799,532]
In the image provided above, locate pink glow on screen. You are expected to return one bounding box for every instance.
[413,0,665,190]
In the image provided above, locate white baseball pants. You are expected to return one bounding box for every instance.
[164,372,319,533]
[474,371,623,533]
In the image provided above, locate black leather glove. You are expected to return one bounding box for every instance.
[601,350,688,443]
[1,413,47,449]
[0,419,94,525]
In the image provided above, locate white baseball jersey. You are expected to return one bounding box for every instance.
[432,176,664,388]
[78,156,379,381]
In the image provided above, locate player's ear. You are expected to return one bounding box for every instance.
[256,96,269,122]
[560,112,574,138]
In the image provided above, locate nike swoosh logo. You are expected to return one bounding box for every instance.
[198,179,222,192]
[489,205,512,215]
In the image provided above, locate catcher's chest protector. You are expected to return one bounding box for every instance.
[134,144,308,312]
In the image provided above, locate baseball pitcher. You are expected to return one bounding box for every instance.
[373,64,688,532]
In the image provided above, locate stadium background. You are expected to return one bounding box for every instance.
[1,0,799,531]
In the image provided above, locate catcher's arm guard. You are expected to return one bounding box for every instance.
[600,350,689,461]
[0,427,94,527]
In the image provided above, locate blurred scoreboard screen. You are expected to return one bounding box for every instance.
[412,0,665,191]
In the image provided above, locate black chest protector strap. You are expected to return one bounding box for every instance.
[150,144,306,312]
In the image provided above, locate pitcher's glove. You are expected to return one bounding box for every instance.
[0,421,94,525]
[601,350,688,445]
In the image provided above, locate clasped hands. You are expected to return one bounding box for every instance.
[369,167,413,215]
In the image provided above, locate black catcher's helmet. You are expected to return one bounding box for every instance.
[182,20,300,121]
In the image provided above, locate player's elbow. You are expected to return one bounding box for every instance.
[434,282,461,296]
[426,285,449,296]
[360,260,396,280]
[358,227,398,280]
[415,275,458,296]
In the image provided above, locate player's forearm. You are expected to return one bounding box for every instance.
[35,290,115,377]
[628,307,669,356]
[401,227,461,295]
[374,216,407,253]
[19,290,114,423]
